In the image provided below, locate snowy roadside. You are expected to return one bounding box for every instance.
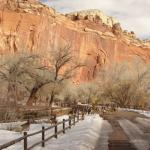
[135,117,150,127]
[0,121,27,130]
[0,115,109,150]
[32,115,106,150]
[0,115,69,148]
[120,108,150,117]
[0,115,69,130]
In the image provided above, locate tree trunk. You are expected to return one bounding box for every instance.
[49,91,55,106]
[7,83,17,106]
[26,88,38,106]
[26,82,49,106]
[49,91,55,116]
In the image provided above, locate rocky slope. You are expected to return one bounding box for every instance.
[0,0,150,82]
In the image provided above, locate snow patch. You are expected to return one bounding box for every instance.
[0,115,110,150]
[32,115,105,150]
[135,117,150,128]
[0,121,26,130]
[120,108,150,118]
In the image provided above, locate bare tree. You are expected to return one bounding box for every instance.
[97,60,150,108]
[70,81,99,105]
[0,53,53,106]
[0,54,39,103]
[60,82,78,106]
[0,53,42,121]
[45,45,82,106]
[25,67,54,106]
[25,45,82,106]
[0,46,82,108]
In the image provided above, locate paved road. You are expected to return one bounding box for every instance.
[95,110,150,150]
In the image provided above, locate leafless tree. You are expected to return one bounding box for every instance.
[43,45,83,106]
[0,54,38,103]
[97,60,150,108]
[66,81,99,105]
[0,45,82,108]
[0,53,42,121]
[25,65,54,106]
[59,82,78,106]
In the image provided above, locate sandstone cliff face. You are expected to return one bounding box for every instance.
[0,0,150,82]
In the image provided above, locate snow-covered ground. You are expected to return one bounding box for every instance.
[0,121,27,130]
[0,115,69,131]
[0,115,111,150]
[94,120,112,150]
[135,117,150,128]
[0,115,69,147]
[32,115,112,150]
[120,108,150,117]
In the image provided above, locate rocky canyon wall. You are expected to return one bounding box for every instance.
[0,0,150,82]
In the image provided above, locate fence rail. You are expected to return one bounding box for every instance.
[0,113,84,150]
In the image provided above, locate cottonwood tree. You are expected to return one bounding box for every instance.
[59,82,78,106]
[0,54,39,103]
[0,53,53,105]
[131,59,150,107]
[25,64,54,106]
[0,46,83,108]
[77,82,99,104]
[97,60,150,108]
[46,45,82,106]
[25,45,82,106]
[0,54,42,121]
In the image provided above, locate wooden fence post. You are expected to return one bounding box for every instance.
[69,116,71,129]
[63,119,65,134]
[24,132,27,150]
[73,115,75,125]
[55,122,58,138]
[42,126,45,147]
[77,113,79,122]
[82,113,84,120]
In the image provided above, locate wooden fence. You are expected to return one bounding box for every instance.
[0,113,84,150]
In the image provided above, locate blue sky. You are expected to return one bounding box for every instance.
[41,0,150,39]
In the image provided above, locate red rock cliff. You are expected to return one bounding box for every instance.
[0,0,150,82]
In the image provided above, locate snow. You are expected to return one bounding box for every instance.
[94,120,113,150]
[32,115,108,150]
[0,121,26,130]
[120,108,150,117]
[0,115,111,150]
[0,130,22,145]
[0,115,69,131]
[0,115,68,149]
[57,115,69,122]
[135,117,150,128]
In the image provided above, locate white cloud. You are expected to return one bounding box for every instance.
[41,0,150,39]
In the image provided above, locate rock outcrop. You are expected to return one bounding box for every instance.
[112,23,122,37]
[66,9,118,27]
[0,0,150,82]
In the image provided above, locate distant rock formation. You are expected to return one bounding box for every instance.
[66,9,118,27]
[112,23,122,37]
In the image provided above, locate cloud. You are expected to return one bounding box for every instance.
[41,0,150,39]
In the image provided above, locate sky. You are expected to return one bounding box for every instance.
[41,0,150,39]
